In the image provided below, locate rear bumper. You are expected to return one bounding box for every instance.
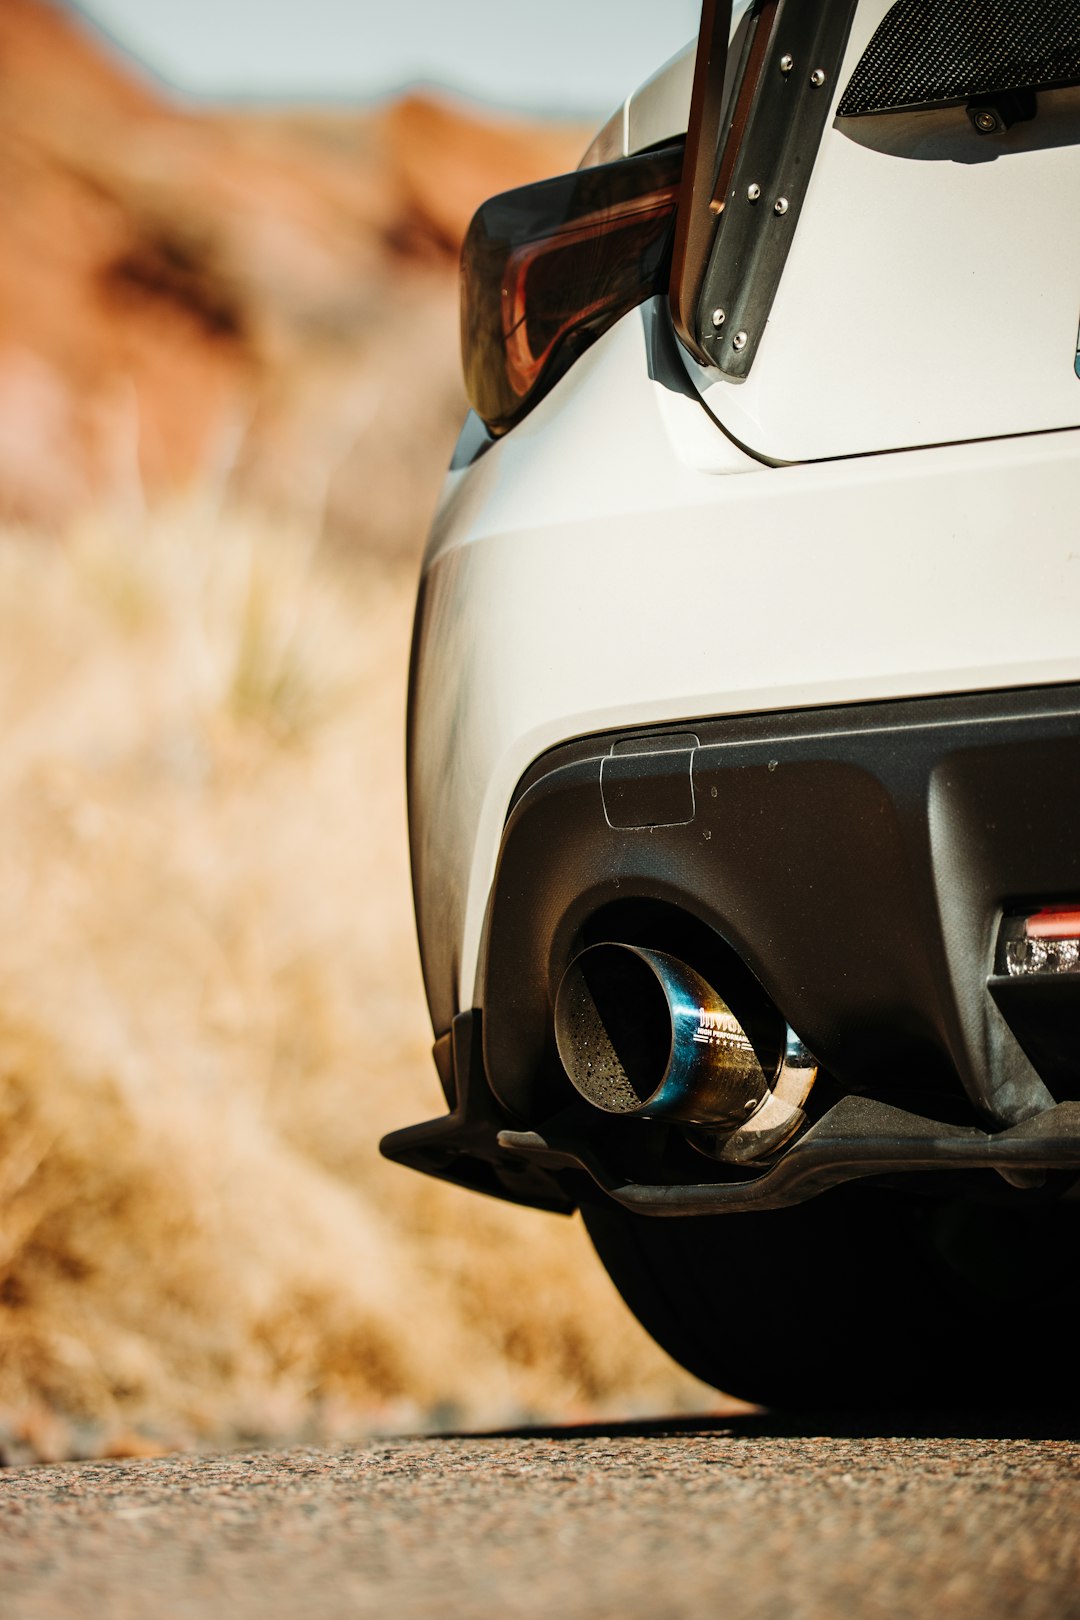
[408,304,1080,1041]
[385,684,1080,1213]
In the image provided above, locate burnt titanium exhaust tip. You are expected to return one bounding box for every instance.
[554,942,816,1161]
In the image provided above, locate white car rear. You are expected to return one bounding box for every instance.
[385,0,1080,1409]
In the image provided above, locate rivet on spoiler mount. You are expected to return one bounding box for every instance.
[810,68,826,86]
[779,54,794,73]
[732,331,748,351]
[711,307,726,328]
[746,182,762,202]
[774,197,789,215]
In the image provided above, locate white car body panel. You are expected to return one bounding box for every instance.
[411,302,1080,1026]
[694,54,1080,454]
[583,0,1080,463]
[580,43,695,170]
[579,0,754,168]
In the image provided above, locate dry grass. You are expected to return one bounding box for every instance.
[0,502,713,1459]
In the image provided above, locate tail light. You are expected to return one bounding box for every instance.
[999,906,1080,977]
[460,145,682,436]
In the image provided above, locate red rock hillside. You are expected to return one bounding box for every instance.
[0,0,587,547]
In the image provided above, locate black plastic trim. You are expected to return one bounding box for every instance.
[484,685,1080,1132]
[380,1010,574,1215]
[838,0,1080,119]
[510,683,1080,814]
[497,1094,1080,1216]
[389,684,1080,1214]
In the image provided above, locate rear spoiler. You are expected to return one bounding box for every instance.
[668,0,734,363]
[670,0,856,376]
[672,0,1080,373]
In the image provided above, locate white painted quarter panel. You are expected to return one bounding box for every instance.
[578,0,754,167]
[692,0,1080,460]
[579,43,694,169]
[410,307,1080,1030]
[624,41,694,157]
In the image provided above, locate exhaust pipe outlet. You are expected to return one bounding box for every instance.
[554,943,816,1161]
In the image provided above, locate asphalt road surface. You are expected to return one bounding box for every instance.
[2,1414,1079,1619]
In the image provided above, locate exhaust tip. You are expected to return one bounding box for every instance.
[554,940,783,1129]
[555,943,675,1115]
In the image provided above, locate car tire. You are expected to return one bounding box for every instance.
[581,1182,1080,1411]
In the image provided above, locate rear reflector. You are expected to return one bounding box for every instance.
[1000,906,1080,976]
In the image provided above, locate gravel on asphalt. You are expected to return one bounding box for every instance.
[2,1415,1079,1620]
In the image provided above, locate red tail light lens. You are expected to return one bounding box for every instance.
[461,145,682,435]
[999,905,1080,976]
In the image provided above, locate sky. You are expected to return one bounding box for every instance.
[73,0,702,117]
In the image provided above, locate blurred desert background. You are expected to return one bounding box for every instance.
[0,0,714,1464]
